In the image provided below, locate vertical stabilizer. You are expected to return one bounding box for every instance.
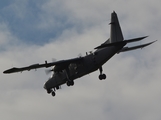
[110,11,124,43]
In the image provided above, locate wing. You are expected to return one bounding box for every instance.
[3,57,83,74]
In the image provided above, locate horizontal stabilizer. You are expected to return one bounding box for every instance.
[124,36,148,43]
[118,40,157,53]
[95,36,148,49]
[95,41,126,49]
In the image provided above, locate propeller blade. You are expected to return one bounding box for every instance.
[52,58,57,62]
[78,53,82,57]
[45,59,56,75]
[45,69,53,75]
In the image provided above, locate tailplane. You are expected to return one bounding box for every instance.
[110,11,124,43]
[94,12,156,51]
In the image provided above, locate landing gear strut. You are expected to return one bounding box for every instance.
[65,68,75,87]
[98,66,106,80]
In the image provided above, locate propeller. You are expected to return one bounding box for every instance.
[45,69,53,75]
[78,53,82,57]
[45,58,56,75]
[52,58,57,62]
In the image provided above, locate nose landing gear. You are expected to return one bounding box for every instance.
[46,88,56,97]
[51,91,56,97]
[66,80,74,86]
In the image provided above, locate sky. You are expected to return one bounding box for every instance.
[0,0,161,120]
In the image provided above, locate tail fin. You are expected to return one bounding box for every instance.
[110,11,124,43]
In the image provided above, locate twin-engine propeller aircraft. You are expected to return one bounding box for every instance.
[3,11,156,97]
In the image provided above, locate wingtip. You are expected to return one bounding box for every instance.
[144,35,149,39]
[143,40,157,48]
[151,40,157,44]
[3,70,10,74]
[3,67,18,74]
[140,35,149,39]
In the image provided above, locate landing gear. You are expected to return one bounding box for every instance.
[46,88,56,97]
[98,66,106,80]
[47,89,52,94]
[51,91,56,97]
[66,80,74,86]
[64,68,75,87]
[99,74,106,80]
[56,86,60,90]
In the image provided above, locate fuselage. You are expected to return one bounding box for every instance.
[44,43,125,90]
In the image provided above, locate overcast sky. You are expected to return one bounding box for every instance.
[0,0,161,120]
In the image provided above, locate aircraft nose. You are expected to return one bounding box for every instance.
[43,83,47,90]
[43,79,51,90]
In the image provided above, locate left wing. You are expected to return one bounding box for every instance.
[3,57,83,74]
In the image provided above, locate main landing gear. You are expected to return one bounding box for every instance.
[99,66,106,80]
[66,80,74,86]
[65,68,74,86]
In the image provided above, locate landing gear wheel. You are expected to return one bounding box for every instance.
[66,80,74,86]
[67,81,71,86]
[98,66,106,80]
[51,91,56,97]
[70,81,74,86]
[99,74,106,80]
[47,89,52,94]
[56,86,59,90]
[102,74,106,79]
[99,75,102,80]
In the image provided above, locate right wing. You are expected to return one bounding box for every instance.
[3,57,83,74]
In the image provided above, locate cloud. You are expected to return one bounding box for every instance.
[0,0,161,120]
